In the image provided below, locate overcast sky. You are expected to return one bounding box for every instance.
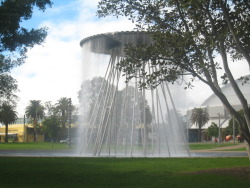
[11,0,249,116]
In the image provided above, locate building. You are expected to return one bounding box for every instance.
[0,117,44,142]
[187,75,250,142]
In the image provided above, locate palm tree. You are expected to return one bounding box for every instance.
[55,97,69,140]
[190,107,209,142]
[0,103,18,143]
[25,100,45,142]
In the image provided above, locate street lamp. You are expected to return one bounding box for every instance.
[68,98,72,148]
[218,113,221,144]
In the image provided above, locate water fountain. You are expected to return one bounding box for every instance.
[78,31,190,157]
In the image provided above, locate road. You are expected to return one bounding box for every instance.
[190,143,248,157]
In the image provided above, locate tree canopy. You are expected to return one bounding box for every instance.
[0,103,18,142]
[97,0,250,150]
[25,100,45,142]
[0,0,52,104]
[190,107,209,142]
[207,122,219,138]
[42,115,60,142]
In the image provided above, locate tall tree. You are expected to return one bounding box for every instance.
[0,0,52,104]
[97,0,250,157]
[25,100,45,142]
[190,108,209,142]
[55,97,70,140]
[0,103,18,143]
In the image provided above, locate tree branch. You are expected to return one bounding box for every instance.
[220,0,250,68]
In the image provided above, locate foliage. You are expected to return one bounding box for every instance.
[44,101,57,116]
[25,100,45,121]
[55,97,77,140]
[42,115,60,142]
[78,77,153,145]
[0,0,52,104]
[0,103,18,142]
[207,122,219,138]
[25,100,45,142]
[225,108,250,136]
[78,77,153,143]
[190,108,209,142]
[55,97,69,139]
[97,0,250,147]
[43,98,77,140]
[79,77,152,124]
[0,70,18,105]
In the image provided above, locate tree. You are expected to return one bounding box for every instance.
[42,115,60,144]
[44,101,56,116]
[43,99,77,141]
[190,108,209,142]
[207,122,219,139]
[78,77,153,145]
[0,0,52,104]
[225,108,249,137]
[55,97,70,140]
[0,103,18,142]
[97,0,250,157]
[0,72,18,105]
[25,100,45,142]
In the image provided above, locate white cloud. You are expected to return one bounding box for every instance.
[12,0,135,116]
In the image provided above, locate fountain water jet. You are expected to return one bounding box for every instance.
[78,31,190,157]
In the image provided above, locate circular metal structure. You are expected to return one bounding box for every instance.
[80,31,153,56]
[78,31,190,157]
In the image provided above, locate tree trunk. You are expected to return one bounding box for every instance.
[218,40,250,159]
[198,126,201,142]
[4,124,8,143]
[33,119,37,142]
[220,1,250,68]
[246,143,250,160]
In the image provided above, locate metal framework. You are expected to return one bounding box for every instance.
[79,32,190,157]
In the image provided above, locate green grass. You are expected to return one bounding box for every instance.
[189,143,242,150]
[0,142,74,150]
[0,157,249,187]
[0,142,247,151]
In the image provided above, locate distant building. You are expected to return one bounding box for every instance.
[0,117,44,142]
[186,75,250,142]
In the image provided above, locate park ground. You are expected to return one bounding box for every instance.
[0,142,249,187]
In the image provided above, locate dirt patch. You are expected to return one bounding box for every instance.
[185,167,250,179]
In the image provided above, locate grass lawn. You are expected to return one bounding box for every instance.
[0,157,249,188]
[0,142,73,150]
[0,142,247,151]
[0,142,244,150]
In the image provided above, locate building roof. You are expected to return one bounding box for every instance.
[201,75,250,106]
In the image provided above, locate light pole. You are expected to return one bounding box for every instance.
[218,113,221,144]
[68,98,72,148]
[233,116,235,144]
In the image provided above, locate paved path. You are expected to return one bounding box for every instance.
[191,143,246,152]
[190,143,248,157]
